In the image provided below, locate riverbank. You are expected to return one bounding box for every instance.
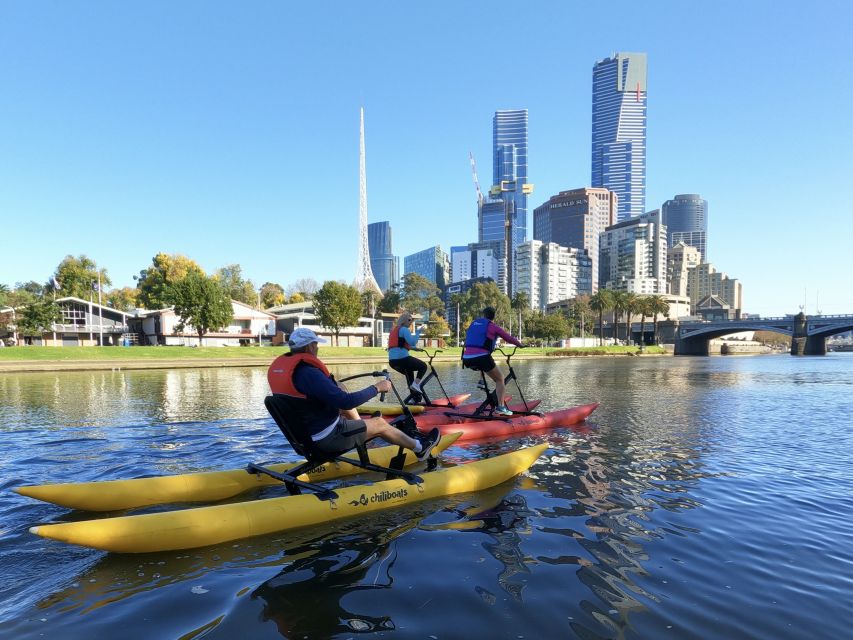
[0,344,668,372]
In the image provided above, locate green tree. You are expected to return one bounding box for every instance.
[648,295,670,345]
[636,296,655,351]
[527,312,569,345]
[0,283,9,307]
[312,281,362,346]
[288,291,305,303]
[166,272,233,346]
[106,287,139,312]
[259,282,285,308]
[568,295,592,338]
[214,264,257,306]
[53,255,111,300]
[589,289,614,346]
[18,299,62,337]
[136,253,205,310]
[458,281,511,329]
[400,273,444,319]
[611,291,630,344]
[511,291,530,338]
[422,315,450,342]
[377,288,402,314]
[623,292,639,345]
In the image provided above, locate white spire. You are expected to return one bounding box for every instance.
[355,107,382,295]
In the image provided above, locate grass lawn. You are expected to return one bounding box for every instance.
[0,344,664,361]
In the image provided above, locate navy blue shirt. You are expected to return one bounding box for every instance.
[291,364,378,434]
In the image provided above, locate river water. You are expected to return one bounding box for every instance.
[0,354,851,639]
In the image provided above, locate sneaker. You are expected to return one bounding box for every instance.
[415,428,441,461]
[493,405,513,417]
[409,381,423,394]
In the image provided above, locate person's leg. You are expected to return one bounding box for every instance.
[484,366,506,407]
[364,416,419,450]
[411,357,428,388]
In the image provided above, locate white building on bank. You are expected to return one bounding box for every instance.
[515,240,593,310]
[599,211,667,294]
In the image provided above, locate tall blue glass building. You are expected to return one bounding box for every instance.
[661,194,708,261]
[591,53,647,222]
[403,245,449,291]
[367,221,398,292]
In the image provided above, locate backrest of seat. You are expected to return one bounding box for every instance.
[264,394,311,458]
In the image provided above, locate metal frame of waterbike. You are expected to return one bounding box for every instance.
[442,346,542,421]
[249,371,425,501]
[401,348,458,408]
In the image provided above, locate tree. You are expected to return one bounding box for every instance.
[166,271,233,346]
[422,315,450,342]
[400,273,444,319]
[648,295,670,345]
[18,299,62,337]
[0,283,9,307]
[377,288,402,314]
[611,291,630,344]
[312,281,362,346]
[623,292,639,345]
[527,312,569,346]
[568,295,591,338]
[214,264,256,306]
[636,296,655,351]
[286,278,320,300]
[259,282,286,308]
[136,253,205,309]
[589,289,614,346]
[288,291,305,303]
[458,281,511,329]
[53,255,111,300]
[106,287,139,312]
[511,291,530,338]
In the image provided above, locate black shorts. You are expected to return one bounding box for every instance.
[462,353,496,372]
[313,418,367,454]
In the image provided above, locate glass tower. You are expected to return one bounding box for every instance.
[661,194,708,261]
[592,53,647,222]
[367,221,398,292]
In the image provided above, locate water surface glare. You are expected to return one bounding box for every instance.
[1,354,852,638]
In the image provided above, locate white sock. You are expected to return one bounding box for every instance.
[413,440,423,453]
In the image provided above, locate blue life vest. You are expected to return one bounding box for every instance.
[464,318,493,352]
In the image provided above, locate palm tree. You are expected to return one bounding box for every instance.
[648,294,670,345]
[589,289,614,346]
[636,296,655,351]
[511,291,530,339]
[623,292,639,345]
[571,295,591,339]
[610,291,628,345]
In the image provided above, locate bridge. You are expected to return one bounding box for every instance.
[673,313,853,355]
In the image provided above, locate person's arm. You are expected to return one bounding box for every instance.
[294,366,378,410]
[399,326,421,348]
[491,322,523,347]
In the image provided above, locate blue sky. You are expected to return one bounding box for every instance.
[1,0,850,317]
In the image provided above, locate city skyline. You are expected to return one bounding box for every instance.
[1,2,851,317]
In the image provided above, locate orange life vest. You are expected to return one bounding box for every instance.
[388,325,411,351]
[268,352,332,396]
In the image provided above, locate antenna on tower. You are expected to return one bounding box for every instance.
[469,151,484,206]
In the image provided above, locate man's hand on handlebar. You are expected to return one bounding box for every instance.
[374,379,392,393]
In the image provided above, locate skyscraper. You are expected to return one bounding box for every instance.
[368,221,398,292]
[403,246,449,290]
[661,194,708,261]
[486,109,533,295]
[592,53,647,222]
[532,187,617,292]
[599,211,667,294]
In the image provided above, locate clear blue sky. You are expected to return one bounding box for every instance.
[1,0,850,317]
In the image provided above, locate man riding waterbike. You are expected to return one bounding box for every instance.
[387,311,428,397]
[462,307,524,416]
[268,327,439,459]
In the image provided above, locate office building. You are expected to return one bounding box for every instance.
[367,221,398,292]
[687,263,742,316]
[667,242,702,297]
[485,109,533,295]
[533,187,617,292]
[661,194,708,261]
[599,211,667,294]
[403,246,450,290]
[592,52,647,222]
[515,240,593,311]
[451,245,500,284]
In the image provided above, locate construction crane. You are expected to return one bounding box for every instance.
[469,151,484,206]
